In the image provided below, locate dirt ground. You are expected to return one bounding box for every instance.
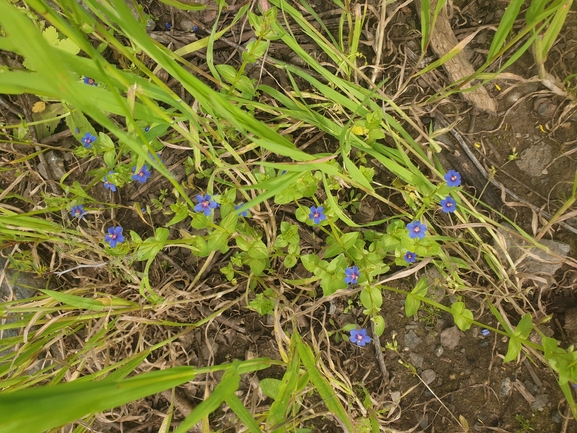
[3,0,577,432]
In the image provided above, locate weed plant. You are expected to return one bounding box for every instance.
[0,0,575,431]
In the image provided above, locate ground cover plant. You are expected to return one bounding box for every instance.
[1,0,577,431]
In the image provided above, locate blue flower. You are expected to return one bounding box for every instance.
[103,171,117,192]
[235,203,249,217]
[81,132,97,148]
[165,22,172,29]
[70,205,86,219]
[83,77,97,86]
[349,328,372,347]
[194,194,218,216]
[144,126,150,132]
[309,206,326,224]
[444,170,461,187]
[192,25,198,32]
[481,329,490,337]
[344,265,360,284]
[440,196,456,213]
[404,251,416,263]
[105,226,125,248]
[406,220,426,239]
[132,165,151,183]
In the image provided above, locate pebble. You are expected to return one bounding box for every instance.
[419,414,429,430]
[403,330,423,350]
[434,345,444,357]
[410,353,424,369]
[500,377,512,397]
[421,369,436,385]
[440,326,461,350]
[515,144,553,177]
[531,394,549,411]
[179,18,196,32]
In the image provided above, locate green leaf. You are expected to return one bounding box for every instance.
[300,254,319,272]
[236,236,251,252]
[248,257,267,276]
[166,201,189,226]
[294,333,355,432]
[503,313,533,363]
[260,378,282,399]
[215,64,237,84]
[155,227,170,243]
[360,286,382,310]
[266,344,300,431]
[173,366,241,433]
[450,301,474,331]
[39,289,105,311]
[103,150,116,168]
[248,239,268,259]
[284,255,297,268]
[207,229,229,253]
[135,237,163,261]
[341,232,359,250]
[243,40,270,63]
[220,211,238,235]
[56,37,81,55]
[405,276,427,317]
[235,75,256,98]
[487,0,524,59]
[372,315,385,337]
[0,366,199,433]
[157,0,207,11]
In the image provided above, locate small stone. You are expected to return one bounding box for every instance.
[551,411,563,424]
[531,394,549,411]
[500,377,512,397]
[434,345,444,357]
[419,414,429,430]
[515,144,553,178]
[440,326,461,350]
[421,369,436,385]
[410,353,424,369]
[404,330,423,350]
[179,18,196,32]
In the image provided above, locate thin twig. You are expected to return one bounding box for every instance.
[372,319,389,385]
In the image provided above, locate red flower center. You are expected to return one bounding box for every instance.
[110,234,117,240]
[202,201,210,208]
[450,175,457,182]
[314,212,320,218]
[356,334,363,341]
[414,227,420,232]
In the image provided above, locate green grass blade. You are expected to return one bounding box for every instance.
[487,0,524,59]
[295,332,355,432]
[539,0,572,59]
[0,367,198,433]
[173,364,240,433]
[266,342,300,431]
[225,394,261,433]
